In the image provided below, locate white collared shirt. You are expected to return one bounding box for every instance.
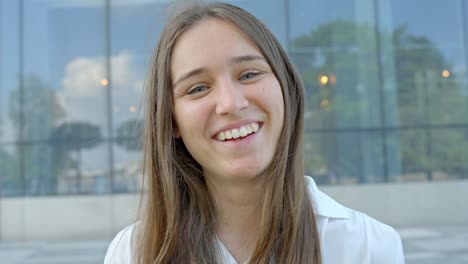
[105,176,405,263]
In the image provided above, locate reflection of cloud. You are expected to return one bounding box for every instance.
[62,57,105,97]
[58,50,144,127]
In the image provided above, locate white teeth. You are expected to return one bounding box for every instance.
[251,122,259,133]
[216,122,260,141]
[217,132,226,141]
[239,126,247,137]
[225,130,232,139]
[232,129,240,139]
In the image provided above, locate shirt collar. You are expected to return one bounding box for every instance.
[306,176,350,219]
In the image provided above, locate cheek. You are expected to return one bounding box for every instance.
[173,101,208,138]
[269,82,285,137]
[267,80,285,120]
[173,104,188,136]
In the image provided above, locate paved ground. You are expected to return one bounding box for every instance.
[399,225,468,264]
[1,225,467,263]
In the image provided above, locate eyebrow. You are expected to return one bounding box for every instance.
[172,54,267,88]
[230,54,266,64]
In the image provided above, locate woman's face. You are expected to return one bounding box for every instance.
[171,18,284,184]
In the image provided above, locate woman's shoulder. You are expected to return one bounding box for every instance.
[305,176,405,263]
[346,208,404,261]
[329,207,405,263]
[104,224,135,264]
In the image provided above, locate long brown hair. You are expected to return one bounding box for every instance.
[136,2,322,263]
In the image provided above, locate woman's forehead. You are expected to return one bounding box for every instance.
[170,18,264,79]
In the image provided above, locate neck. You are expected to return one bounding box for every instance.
[205,176,260,262]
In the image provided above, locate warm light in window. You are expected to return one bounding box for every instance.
[101,79,108,86]
[319,75,329,86]
[320,99,329,109]
[129,105,136,113]
[442,70,450,78]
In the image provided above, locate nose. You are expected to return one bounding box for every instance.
[215,78,248,115]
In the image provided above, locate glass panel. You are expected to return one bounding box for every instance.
[304,131,384,185]
[24,141,111,195]
[110,0,166,135]
[293,0,468,186]
[228,0,288,46]
[22,143,54,195]
[22,0,107,142]
[389,130,430,182]
[14,0,112,195]
[290,0,382,130]
[431,129,468,180]
[113,139,143,193]
[0,144,21,197]
[390,129,468,182]
[0,0,20,143]
[385,1,468,126]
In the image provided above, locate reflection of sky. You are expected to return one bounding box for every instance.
[0,1,19,142]
[289,0,467,72]
[48,7,106,86]
[230,0,288,46]
[390,1,466,71]
[1,1,19,111]
[43,3,165,87]
[2,1,167,94]
[289,0,356,39]
[23,1,53,84]
[111,2,166,55]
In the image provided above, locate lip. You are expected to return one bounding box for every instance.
[212,120,263,139]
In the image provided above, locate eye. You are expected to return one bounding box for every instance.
[239,71,260,81]
[187,85,209,95]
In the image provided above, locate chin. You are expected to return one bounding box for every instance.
[224,163,269,181]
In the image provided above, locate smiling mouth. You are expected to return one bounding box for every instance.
[216,122,260,141]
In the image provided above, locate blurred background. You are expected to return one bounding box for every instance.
[1,0,467,263]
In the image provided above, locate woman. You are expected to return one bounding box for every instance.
[105,2,404,263]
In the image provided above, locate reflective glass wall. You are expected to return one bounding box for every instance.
[288,0,468,184]
[0,0,167,196]
[1,0,467,196]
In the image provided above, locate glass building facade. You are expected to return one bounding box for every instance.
[1,0,468,197]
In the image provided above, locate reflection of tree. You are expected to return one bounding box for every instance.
[114,119,143,193]
[9,75,64,139]
[391,26,466,179]
[0,149,19,196]
[393,25,446,123]
[293,20,377,119]
[8,75,65,194]
[115,118,143,151]
[50,122,102,193]
[293,20,467,182]
[292,20,381,182]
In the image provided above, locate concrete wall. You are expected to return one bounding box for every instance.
[0,194,139,241]
[321,179,468,227]
[1,180,467,241]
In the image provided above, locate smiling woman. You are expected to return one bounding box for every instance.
[171,18,284,185]
[104,2,404,264]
